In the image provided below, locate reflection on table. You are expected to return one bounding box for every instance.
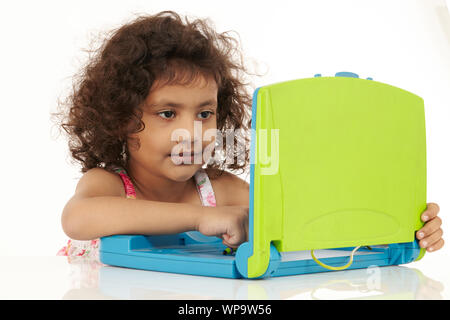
[61,257,444,300]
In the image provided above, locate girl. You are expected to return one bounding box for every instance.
[54,11,443,262]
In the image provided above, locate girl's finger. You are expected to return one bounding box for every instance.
[422,202,440,222]
[418,228,443,249]
[427,238,445,253]
[222,237,232,247]
[223,241,238,249]
[416,216,442,239]
[222,234,240,248]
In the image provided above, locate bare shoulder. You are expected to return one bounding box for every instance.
[72,167,126,200]
[204,168,249,206]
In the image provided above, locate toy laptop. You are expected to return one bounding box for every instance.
[100,71,427,279]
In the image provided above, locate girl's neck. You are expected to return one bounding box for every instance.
[125,161,197,203]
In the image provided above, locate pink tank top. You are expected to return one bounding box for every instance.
[57,167,217,262]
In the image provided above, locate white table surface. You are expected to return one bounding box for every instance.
[0,255,448,300]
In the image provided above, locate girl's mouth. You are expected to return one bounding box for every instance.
[168,152,202,164]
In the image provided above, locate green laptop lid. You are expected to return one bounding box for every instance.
[248,73,426,277]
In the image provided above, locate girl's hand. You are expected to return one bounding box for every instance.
[416,202,444,252]
[196,205,249,249]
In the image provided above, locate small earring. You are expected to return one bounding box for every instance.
[120,141,127,157]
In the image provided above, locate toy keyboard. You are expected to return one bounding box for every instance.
[100,71,427,278]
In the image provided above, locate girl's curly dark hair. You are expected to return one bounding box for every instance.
[51,11,256,177]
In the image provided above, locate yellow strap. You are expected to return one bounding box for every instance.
[311,246,361,271]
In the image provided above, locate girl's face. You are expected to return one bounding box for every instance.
[127,75,218,182]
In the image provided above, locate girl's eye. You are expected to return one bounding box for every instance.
[157,110,214,120]
[158,111,175,119]
[198,111,214,120]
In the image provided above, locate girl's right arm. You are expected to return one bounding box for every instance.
[61,168,249,245]
[61,168,204,240]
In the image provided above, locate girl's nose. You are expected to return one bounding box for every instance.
[174,116,203,150]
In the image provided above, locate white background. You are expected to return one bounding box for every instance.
[0,0,448,297]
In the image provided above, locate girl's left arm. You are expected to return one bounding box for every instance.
[416,202,444,252]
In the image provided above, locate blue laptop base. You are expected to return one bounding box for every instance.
[99,234,422,279]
